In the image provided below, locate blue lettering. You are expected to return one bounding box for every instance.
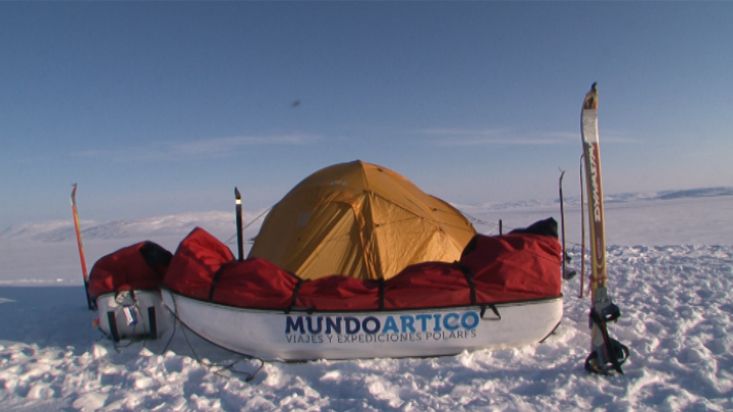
[443,313,460,331]
[325,316,342,334]
[288,311,479,337]
[345,317,360,334]
[461,311,479,330]
[285,316,304,334]
[415,314,431,332]
[433,314,442,332]
[362,316,380,334]
[400,315,415,333]
[383,316,399,334]
[306,316,323,334]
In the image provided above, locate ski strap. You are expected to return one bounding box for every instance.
[585,305,629,374]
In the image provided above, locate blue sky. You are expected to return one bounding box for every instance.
[1,2,732,227]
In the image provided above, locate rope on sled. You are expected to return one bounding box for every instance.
[162,293,266,383]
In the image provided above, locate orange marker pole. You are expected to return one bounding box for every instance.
[71,184,95,310]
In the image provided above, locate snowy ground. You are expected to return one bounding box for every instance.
[1,190,732,411]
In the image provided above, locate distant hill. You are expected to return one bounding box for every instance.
[2,187,730,243]
[0,211,243,243]
[604,186,733,204]
[656,187,733,200]
[456,186,733,213]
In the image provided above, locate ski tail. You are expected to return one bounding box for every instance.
[580,83,629,375]
[71,184,96,310]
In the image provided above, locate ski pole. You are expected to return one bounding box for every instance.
[559,170,575,280]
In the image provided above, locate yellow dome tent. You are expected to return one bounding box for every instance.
[249,160,476,280]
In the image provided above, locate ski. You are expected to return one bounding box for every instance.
[71,183,95,310]
[580,83,629,374]
[579,154,587,298]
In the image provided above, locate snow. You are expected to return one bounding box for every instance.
[1,190,732,411]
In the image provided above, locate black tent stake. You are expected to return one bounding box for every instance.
[235,187,244,261]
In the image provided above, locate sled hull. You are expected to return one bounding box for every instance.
[162,289,562,361]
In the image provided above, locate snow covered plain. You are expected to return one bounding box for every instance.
[1,189,731,411]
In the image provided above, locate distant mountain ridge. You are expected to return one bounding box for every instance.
[458,186,733,212]
[603,186,733,203]
[0,211,240,243]
[656,186,733,200]
[2,187,730,243]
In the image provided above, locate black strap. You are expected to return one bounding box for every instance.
[286,279,304,314]
[458,263,477,305]
[586,306,628,374]
[147,307,157,339]
[208,264,229,302]
[480,304,501,321]
[378,278,385,310]
[107,311,120,342]
[585,339,629,375]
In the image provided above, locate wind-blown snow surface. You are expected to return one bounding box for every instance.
[1,191,732,411]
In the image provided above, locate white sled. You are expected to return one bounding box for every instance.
[96,290,172,341]
[161,289,562,361]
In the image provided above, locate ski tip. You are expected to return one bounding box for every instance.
[583,82,598,111]
[71,183,78,199]
[234,186,242,200]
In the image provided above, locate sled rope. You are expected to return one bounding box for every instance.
[165,293,265,382]
[224,206,273,246]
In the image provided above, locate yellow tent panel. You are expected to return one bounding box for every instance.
[249,160,476,280]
